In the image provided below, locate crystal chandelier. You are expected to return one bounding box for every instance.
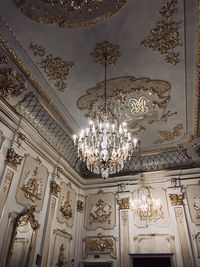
[73,41,138,179]
[131,172,164,224]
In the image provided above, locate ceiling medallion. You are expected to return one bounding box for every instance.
[74,41,138,179]
[16,0,126,28]
[77,76,171,134]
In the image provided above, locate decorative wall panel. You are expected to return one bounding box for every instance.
[185,184,200,224]
[57,182,76,227]
[0,169,14,220]
[83,233,116,259]
[174,207,194,267]
[132,187,170,227]
[85,191,116,230]
[16,155,49,212]
[50,229,72,267]
[193,232,200,258]
[133,234,175,254]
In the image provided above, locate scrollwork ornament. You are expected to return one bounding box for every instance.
[60,191,73,220]
[169,193,184,205]
[91,41,121,66]
[50,180,61,197]
[0,68,26,99]
[121,210,128,226]
[29,42,45,56]
[28,43,74,92]
[15,0,126,29]
[175,207,183,224]
[17,206,40,230]
[89,199,112,225]
[141,0,182,65]
[154,123,183,144]
[21,167,42,203]
[5,148,23,168]
[117,197,130,209]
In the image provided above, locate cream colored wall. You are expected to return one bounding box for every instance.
[0,116,84,267]
[0,113,200,267]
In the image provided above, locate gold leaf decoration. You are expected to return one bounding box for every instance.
[141,0,182,65]
[29,43,74,91]
[154,123,183,144]
[0,68,26,99]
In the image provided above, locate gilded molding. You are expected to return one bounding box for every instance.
[83,233,116,258]
[0,67,26,99]
[50,180,61,197]
[17,206,40,230]
[89,199,112,225]
[154,123,183,144]
[21,166,42,202]
[60,191,73,220]
[29,43,74,92]
[5,148,23,168]
[141,0,182,65]
[0,31,73,133]
[16,0,126,29]
[169,193,184,206]
[117,197,130,209]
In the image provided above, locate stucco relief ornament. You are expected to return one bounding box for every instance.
[87,235,114,253]
[0,68,26,99]
[60,191,73,220]
[89,199,112,224]
[29,43,74,91]
[141,0,182,65]
[50,180,61,197]
[193,194,200,219]
[169,193,184,206]
[5,148,23,168]
[21,167,42,202]
[56,244,67,267]
[17,206,40,230]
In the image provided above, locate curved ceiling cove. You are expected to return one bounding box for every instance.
[15,0,126,28]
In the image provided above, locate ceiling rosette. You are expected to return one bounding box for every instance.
[15,0,126,28]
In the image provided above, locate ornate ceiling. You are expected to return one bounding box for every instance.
[0,0,200,178]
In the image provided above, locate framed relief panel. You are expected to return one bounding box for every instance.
[16,155,49,212]
[186,184,200,225]
[57,182,76,227]
[85,191,116,230]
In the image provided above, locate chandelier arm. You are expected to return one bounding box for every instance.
[104,55,107,114]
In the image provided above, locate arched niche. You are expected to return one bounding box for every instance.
[6,206,40,267]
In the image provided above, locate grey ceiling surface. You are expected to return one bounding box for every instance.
[0,0,200,178]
